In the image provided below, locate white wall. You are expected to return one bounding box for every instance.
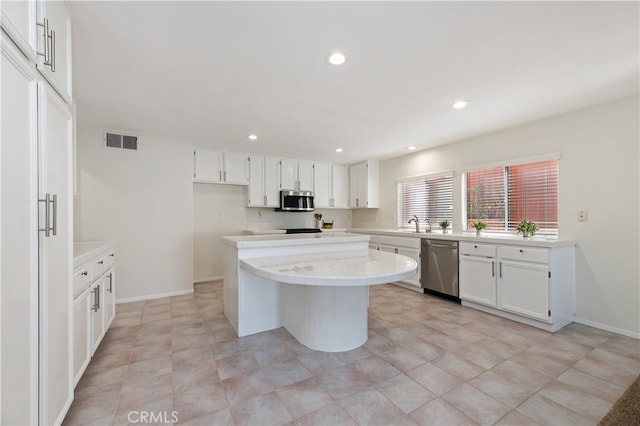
[353,95,640,337]
[74,128,193,301]
[193,183,352,282]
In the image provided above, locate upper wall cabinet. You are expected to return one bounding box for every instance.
[37,0,73,103]
[314,163,349,209]
[193,148,249,185]
[349,160,379,208]
[280,158,314,191]
[0,0,38,60]
[248,154,280,207]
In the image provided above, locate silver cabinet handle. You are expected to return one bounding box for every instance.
[38,193,56,237]
[499,261,503,278]
[50,29,56,72]
[491,260,495,277]
[36,18,52,67]
[263,195,267,206]
[98,260,104,265]
[51,194,57,236]
[109,253,115,257]
[81,271,88,276]
[224,170,227,182]
[394,248,399,254]
[219,170,222,181]
[96,284,100,309]
[39,194,51,237]
[92,286,99,312]
[108,273,113,294]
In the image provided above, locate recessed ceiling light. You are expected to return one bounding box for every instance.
[327,52,347,65]
[452,100,468,109]
[248,134,258,141]
[408,146,416,150]
[335,148,343,153]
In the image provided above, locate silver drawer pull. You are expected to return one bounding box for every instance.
[81,271,88,276]
[98,260,104,265]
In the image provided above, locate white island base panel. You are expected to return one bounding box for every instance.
[222,233,416,352]
[281,284,368,352]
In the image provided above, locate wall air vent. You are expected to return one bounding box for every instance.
[105,131,139,150]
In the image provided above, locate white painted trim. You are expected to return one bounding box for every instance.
[194,276,222,284]
[459,151,562,173]
[573,317,640,340]
[115,289,194,304]
[396,169,453,183]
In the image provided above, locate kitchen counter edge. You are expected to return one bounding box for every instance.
[349,229,576,248]
[222,232,369,248]
[73,241,115,269]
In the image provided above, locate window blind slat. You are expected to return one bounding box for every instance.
[465,159,558,234]
[397,175,453,228]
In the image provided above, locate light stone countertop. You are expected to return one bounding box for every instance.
[73,241,114,269]
[222,232,369,249]
[240,248,417,286]
[349,228,576,248]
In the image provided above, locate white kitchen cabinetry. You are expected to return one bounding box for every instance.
[73,243,116,385]
[248,154,280,207]
[193,148,249,185]
[313,163,349,209]
[72,286,91,386]
[459,243,497,307]
[1,33,74,424]
[372,235,421,291]
[0,0,37,59]
[281,158,314,191]
[349,160,379,208]
[37,0,73,103]
[459,242,575,332]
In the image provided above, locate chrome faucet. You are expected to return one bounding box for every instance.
[424,217,432,233]
[408,215,420,232]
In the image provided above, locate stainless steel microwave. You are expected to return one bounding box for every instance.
[278,190,315,212]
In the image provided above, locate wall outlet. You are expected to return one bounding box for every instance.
[577,210,588,222]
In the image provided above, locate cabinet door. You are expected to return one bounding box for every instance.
[1,38,39,426]
[459,255,497,307]
[73,287,91,387]
[279,158,297,190]
[39,81,73,426]
[91,280,105,355]
[264,157,280,207]
[0,0,37,58]
[104,269,116,329]
[38,0,72,102]
[499,260,549,322]
[248,154,265,206]
[297,160,314,191]
[223,152,248,185]
[331,164,349,208]
[194,149,222,182]
[349,162,363,207]
[313,162,331,208]
[397,247,421,288]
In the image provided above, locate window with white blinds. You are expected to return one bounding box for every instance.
[463,159,559,234]
[397,173,453,229]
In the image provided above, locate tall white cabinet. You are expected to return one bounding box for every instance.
[1,2,74,424]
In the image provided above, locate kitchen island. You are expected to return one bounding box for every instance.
[222,233,416,351]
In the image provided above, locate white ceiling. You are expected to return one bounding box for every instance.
[68,1,639,165]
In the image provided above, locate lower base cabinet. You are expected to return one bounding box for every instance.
[72,243,116,386]
[459,242,575,332]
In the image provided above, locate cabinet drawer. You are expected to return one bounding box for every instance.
[378,235,421,249]
[500,246,548,264]
[73,267,92,296]
[460,242,496,257]
[91,256,108,278]
[104,251,116,269]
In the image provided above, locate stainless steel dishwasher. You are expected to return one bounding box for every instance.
[421,239,460,301]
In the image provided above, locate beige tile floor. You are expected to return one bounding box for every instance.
[63,281,640,426]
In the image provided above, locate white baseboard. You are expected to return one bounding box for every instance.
[194,275,223,284]
[116,289,194,304]
[573,317,640,340]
